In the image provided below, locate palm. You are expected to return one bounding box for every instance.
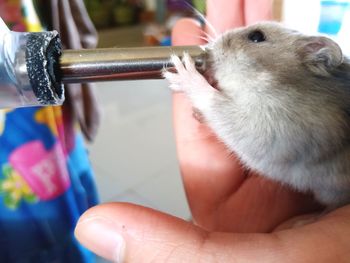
[173,93,319,233]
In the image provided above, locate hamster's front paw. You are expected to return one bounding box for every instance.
[164,53,220,115]
[163,53,212,94]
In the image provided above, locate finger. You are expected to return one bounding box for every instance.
[214,174,321,232]
[171,18,213,142]
[205,0,274,35]
[206,0,244,34]
[172,17,247,225]
[244,0,273,25]
[74,203,278,262]
[172,18,206,46]
[273,213,320,231]
[272,205,350,261]
[75,203,350,263]
[171,19,213,139]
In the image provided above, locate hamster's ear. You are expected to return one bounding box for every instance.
[297,36,343,76]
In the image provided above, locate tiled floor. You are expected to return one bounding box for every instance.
[87,80,191,219]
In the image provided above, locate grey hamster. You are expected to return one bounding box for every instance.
[164,22,350,209]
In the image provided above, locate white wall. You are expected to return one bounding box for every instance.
[282,0,350,55]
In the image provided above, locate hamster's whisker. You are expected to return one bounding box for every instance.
[200,12,219,38]
[202,31,215,43]
[202,0,219,38]
[205,19,218,38]
[185,1,219,39]
[185,33,211,44]
[198,35,211,43]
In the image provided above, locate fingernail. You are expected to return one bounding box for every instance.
[75,216,125,263]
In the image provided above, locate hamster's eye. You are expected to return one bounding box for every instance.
[248,30,266,43]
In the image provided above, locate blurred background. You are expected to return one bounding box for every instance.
[85,0,205,47]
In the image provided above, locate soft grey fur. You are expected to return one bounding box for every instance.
[165,22,350,208]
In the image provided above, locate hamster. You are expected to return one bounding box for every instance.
[164,22,350,209]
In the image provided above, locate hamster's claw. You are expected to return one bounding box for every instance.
[164,53,218,116]
[182,52,196,72]
[162,70,183,91]
[163,54,187,92]
[171,54,186,74]
[164,53,204,92]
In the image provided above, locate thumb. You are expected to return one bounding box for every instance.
[74,203,281,262]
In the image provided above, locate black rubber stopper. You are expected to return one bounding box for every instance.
[25,31,64,105]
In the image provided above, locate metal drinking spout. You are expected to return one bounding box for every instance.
[59,45,207,83]
[0,18,206,108]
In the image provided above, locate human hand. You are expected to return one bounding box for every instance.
[74,1,350,262]
[170,0,318,233]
